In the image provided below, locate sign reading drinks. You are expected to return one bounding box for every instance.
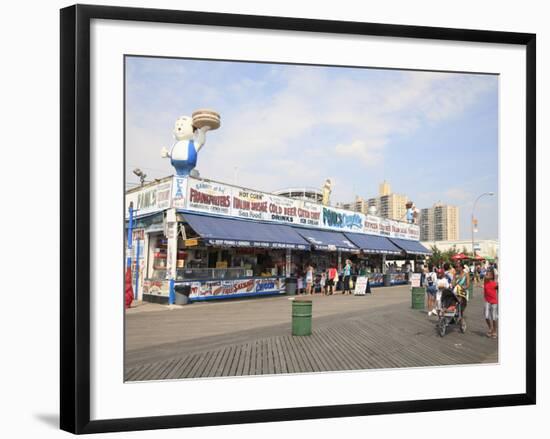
[125,176,421,240]
[185,177,323,227]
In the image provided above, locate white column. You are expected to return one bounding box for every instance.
[285,248,292,277]
[165,208,178,281]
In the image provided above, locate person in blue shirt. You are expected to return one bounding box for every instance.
[342,259,353,295]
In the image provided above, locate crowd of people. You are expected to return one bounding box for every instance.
[295,259,356,296]
[422,260,499,338]
[293,257,499,339]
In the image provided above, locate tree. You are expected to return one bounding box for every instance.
[442,245,458,264]
[427,245,443,267]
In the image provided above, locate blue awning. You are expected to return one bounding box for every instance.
[181,213,310,250]
[389,238,432,255]
[344,233,403,255]
[294,228,359,252]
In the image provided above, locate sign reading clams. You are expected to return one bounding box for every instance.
[322,206,363,232]
[181,177,421,240]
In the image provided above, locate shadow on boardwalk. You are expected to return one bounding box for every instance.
[125,287,498,381]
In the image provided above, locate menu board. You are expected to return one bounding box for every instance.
[353,276,369,296]
[127,176,422,241]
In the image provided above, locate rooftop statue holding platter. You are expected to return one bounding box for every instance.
[161,109,221,176]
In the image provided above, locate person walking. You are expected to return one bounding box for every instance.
[483,269,499,338]
[320,271,327,295]
[435,268,450,316]
[425,265,438,317]
[443,262,454,283]
[327,265,338,295]
[452,262,470,323]
[342,259,353,295]
[296,269,304,295]
[305,264,314,295]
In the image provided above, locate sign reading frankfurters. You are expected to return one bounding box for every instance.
[187,180,231,215]
[174,176,420,240]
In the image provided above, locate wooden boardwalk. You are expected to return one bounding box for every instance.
[125,288,498,381]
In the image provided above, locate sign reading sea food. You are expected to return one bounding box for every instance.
[182,177,420,240]
[232,189,269,220]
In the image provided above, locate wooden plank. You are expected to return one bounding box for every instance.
[179,353,202,379]
[240,342,252,376]
[228,344,242,377]
[287,335,307,372]
[157,359,180,380]
[266,338,275,375]
[200,348,222,378]
[187,352,208,379]
[134,360,167,381]
[215,346,232,377]
[235,342,249,376]
[280,335,298,374]
[293,333,319,372]
[164,355,194,380]
[249,340,257,376]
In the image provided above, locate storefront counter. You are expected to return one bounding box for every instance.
[142,275,286,303]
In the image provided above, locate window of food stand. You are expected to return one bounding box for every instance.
[148,233,168,281]
[173,223,289,281]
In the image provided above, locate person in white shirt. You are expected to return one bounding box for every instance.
[435,268,450,316]
[426,266,438,316]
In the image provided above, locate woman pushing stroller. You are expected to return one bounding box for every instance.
[452,262,470,317]
[436,262,470,336]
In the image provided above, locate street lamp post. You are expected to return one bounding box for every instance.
[471,192,495,256]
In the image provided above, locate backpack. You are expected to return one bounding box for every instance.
[427,272,435,287]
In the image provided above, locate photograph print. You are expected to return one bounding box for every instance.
[123,56,499,382]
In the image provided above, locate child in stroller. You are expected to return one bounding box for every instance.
[437,287,467,337]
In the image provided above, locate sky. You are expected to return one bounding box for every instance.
[125,56,499,240]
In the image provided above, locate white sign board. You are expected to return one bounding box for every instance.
[353,276,369,296]
[125,179,172,218]
[410,273,421,287]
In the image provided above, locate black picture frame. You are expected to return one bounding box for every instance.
[60,4,536,434]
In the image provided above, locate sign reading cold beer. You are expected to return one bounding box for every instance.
[185,177,322,227]
[126,176,421,240]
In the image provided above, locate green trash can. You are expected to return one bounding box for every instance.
[292,299,312,336]
[411,287,425,310]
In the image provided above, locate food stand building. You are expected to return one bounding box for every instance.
[125,175,431,304]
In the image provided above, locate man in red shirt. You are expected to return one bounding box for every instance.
[483,269,498,338]
[327,266,338,295]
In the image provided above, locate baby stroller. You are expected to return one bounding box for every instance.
[437,287,467,337]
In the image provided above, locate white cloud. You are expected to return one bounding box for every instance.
[126,60,496,194]
[445,187,473,203]
[334,139,385,166]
